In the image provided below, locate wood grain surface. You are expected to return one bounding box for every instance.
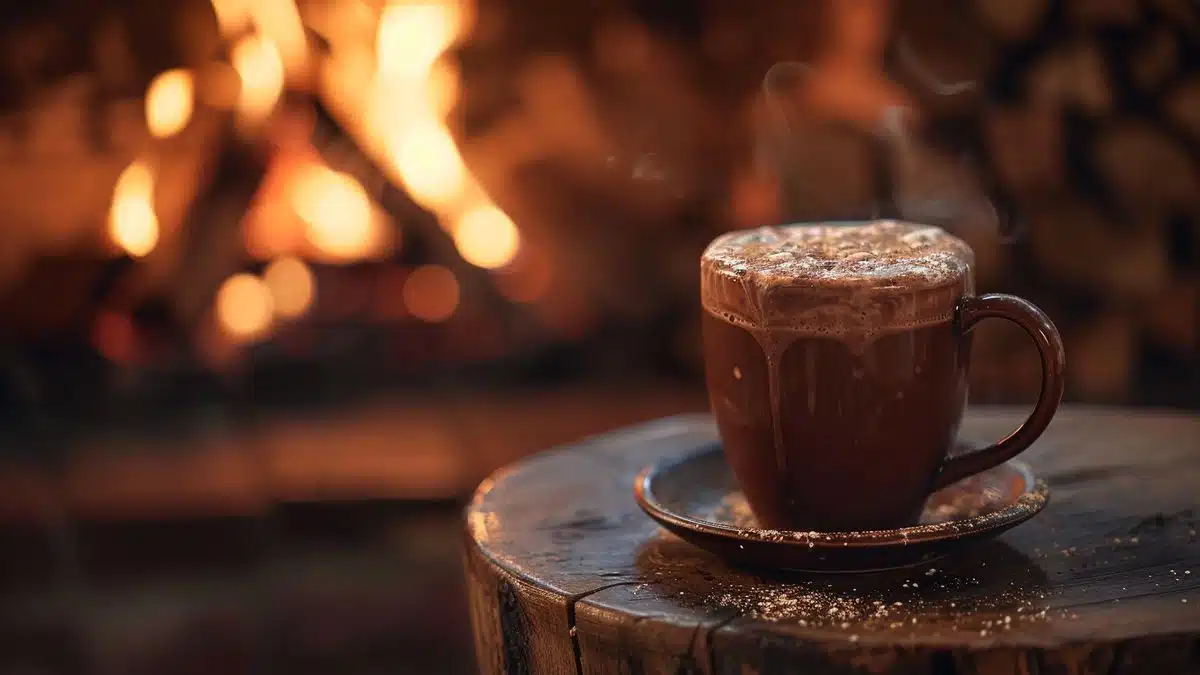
[464,406,1200,674]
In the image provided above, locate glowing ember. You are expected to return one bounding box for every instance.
[109,161,159,258]
[263,255,315,319]
[289,163,380,261]
[145,69,195,139]
[403,264,460,322]
[216,273,274,341]
[454,204,519,269]
[231,34,285,127]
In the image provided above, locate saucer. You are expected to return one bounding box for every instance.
[633,443,1048,573]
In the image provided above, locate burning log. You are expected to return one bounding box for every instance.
[305,96,544,344]
[153,128,267,340]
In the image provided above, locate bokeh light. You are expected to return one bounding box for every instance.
[403,265,460,322]
[453,205,520,269]
[264,256,316,319]
[145,69,195,138]
[216,273,275,341]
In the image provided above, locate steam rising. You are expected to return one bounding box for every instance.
[878,106,1001,238]
[756,60,1004,240]
[893,35,978,97]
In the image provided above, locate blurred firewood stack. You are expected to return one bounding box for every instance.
[455,0,1197,403]
[886,0,1199,402]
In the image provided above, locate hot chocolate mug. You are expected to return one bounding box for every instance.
[700,220,1065,532]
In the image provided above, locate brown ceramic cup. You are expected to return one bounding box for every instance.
[700,221,1064,532]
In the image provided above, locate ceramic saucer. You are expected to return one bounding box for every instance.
[633,443,1048,573]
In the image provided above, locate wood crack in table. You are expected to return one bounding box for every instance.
[463,406,1200,675]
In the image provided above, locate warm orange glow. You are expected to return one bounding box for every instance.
[263,256,315,319]
[146,69,195,138]
[196,62,241,110]
[216,273,274,341]
[391,118,466,209]
[495,250,552,303]
[427,59,460,117]
[453,205,519,269]
[231,34,285,126]
[92,311,137,363]
[403,265,460,323]
[109,161,159,258]
[245,0,309,78]
[377,3,463,79]
[374,266,410,319]
[317,0,519,273]
[210,0,251,35]
[290,163,379,261]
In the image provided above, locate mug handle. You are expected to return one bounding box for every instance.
[934,294,1066,489]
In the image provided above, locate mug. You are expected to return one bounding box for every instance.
[700,221,1065,531]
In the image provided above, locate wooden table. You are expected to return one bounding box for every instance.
[463,406,1200,674]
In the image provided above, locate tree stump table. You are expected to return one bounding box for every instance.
[463,406,1200,674]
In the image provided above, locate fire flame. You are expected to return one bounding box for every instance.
[231,33,285,127]
[146,69,195,138]
[325,0,520,271]
[289,162,383,262]
[392,116,466,210]
[198,0,528,337]
[109,161,159,258]
[454,204,519,270]
[212,0,308,78]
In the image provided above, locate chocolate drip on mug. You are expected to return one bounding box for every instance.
[700,221,975,524]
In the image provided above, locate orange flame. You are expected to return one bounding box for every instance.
[289,163,383,262]
[321,0,521,271]
[146,69,195,138]
[211,0,308,78]
[109,161,159,258]
[453,205,519,270]
[231,33,285,127]
[391,116,466,210]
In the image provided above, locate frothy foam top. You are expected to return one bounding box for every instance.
[701,221,974,336]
